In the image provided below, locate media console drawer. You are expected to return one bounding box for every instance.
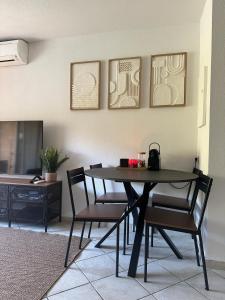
[10,186,45,203]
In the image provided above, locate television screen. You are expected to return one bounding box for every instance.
[0,121,43,175]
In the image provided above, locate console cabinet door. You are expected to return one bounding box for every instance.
[9,185,46,224]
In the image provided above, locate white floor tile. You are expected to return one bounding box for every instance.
[71,241,105,262]
[154,282,207,300]
[2,224,20,230]
[48,283,102,300]
[89,224,117,240]
[108,250,155,271]
[165,231,194,249]
[100,237,172,259]
[48,222,82,236]
[47,266,88,296]
[92,271,149,300]
[154,231,194,252]
[139,296,156,300]
[76,253,122,282]
[212,268,225,279]
[2,221,225,300]
[187,270,225,299]
[135,261,179,294]
[95,236,123,253]
[147,244,173,260]
[47,220,71,232]
[18,224,46,232]
[0,221,13,228]
[158,252,202,280]
[47,231,69,236]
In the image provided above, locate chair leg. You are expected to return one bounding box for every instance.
[151,204,155,247]
[116,224,120,277]
[127,211,130,245]
[151,226,154,247]
[64,219,75,267]
[98,203,105,228]
[144,224,149,282]
[199,232,209,290]
[193,235,200,266]
[123,217,126,255]
[88,222,92,238]
[79,221,86,249]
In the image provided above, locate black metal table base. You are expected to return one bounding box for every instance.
[127,182,156,277]
[95,181,183,277]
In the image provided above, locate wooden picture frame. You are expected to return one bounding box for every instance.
[150,52,187,108]
[108,56,141,109]
[70,60,100,110]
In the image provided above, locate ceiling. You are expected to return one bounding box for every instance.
[0,0,206,42]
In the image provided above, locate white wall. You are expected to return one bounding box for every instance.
[197,0,225,263]
[197,0,212,174]
[0,24,200,216]
[207,0,225,263]
[197,0,212,258]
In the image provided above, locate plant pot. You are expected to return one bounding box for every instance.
[45,172,57,182]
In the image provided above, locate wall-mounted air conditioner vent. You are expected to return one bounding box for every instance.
[0,40,28,67]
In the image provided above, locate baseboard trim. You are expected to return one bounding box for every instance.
[206,259,225,270]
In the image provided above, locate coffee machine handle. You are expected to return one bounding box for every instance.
[149,142,160,154]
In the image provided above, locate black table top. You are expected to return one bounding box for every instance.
[85,167,198,183]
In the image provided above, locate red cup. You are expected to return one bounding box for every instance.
[132,159,138,168]
[129,159,138,168]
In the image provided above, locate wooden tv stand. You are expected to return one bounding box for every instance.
[0,178,62,232]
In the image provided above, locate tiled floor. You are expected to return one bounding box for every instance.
[5,220,225,300]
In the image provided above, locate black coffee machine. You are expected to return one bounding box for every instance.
[148,142,160,171]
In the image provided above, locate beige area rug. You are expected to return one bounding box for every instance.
[0,228,90,300]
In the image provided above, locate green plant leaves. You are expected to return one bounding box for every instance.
[40,146,69,172]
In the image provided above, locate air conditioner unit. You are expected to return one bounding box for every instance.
[0,40,28,67]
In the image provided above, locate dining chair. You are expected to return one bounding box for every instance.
[144,173,213,290]
[90,163,131,244]
[64,167,127,277]
[90,163,128,204]
[150,167,202,247]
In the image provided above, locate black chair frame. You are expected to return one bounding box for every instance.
[151,167,203,247]
[145,173,213,290]
[64,167,126,277]
[90,163,131,244]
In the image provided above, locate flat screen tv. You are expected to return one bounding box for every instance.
[0,121,43,176]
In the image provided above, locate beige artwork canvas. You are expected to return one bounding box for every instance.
[70,60,100,110]
[150,52,187,107]
[108,57,141,109]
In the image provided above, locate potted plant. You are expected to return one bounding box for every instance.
[40,146,69,182]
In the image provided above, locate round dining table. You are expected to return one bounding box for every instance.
[85,167,198,277]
